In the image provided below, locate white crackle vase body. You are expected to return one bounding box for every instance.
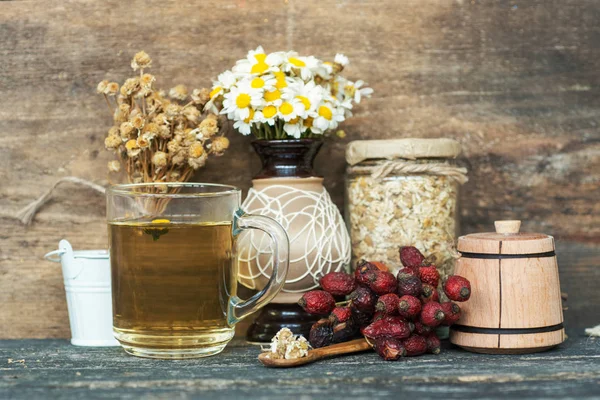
[237,140,351,304]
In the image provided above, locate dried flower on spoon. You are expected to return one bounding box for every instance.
[265,328,311,360]
[98,51,229,184]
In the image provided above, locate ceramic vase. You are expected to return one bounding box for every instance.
[238,139,351,342]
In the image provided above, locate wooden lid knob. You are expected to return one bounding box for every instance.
[494,220,521,234]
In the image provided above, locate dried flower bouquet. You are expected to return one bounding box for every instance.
[207,47,372,139]
[98,51,229,185]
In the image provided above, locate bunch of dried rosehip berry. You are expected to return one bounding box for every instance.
[298,246,472,361]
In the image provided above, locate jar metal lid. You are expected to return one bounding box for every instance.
[457,220,555,255]
[345,138,462,166]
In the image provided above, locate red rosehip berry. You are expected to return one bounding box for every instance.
[441,301,462,326]
[373,337,406,361]
[397,274,423,297]
[420,301,446,327]
[398,295,422,320]
[402,334,428,356]
[413,321,433,336]
[398,267,418,278]
[419,265,440,287]
[443,275,471,302]
[362,316,412,340]
[425,333,442,354]
[332,319,358,343]
[298,290,335,315]
[329,306,352,325]
[368,270,397,295]
[309,318,333,348]
[349,286,378,314]
[399,246,426,268]
[354,260,379,286]
[421,284,440,303]
[350,306,373,328]
[375,293,400,315]
[320,271,356,296]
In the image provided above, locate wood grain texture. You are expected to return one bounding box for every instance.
[501,257,563,329]
[453,257,501,328]
[2,337,600,399]
[1,0,600,338]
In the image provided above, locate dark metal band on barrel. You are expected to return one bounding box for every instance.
[459,251,556,259]
[450,323,564,335]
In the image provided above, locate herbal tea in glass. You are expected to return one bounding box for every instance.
[107,183,289,359]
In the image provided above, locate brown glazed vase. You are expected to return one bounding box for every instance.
[240,139,351,342]
[251,139,323,178]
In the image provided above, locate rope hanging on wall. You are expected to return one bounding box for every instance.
[15,177,106,225]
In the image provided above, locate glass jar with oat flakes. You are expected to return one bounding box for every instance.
[345,138,468,278]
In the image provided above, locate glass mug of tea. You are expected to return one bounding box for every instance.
[106,183,289,359]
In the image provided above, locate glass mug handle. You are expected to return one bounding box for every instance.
[227,209,290,325]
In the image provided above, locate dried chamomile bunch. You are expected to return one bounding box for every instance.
[268,328,311,360]
[98,51,230,185]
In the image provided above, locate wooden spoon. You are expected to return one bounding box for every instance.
[258,338,372,368]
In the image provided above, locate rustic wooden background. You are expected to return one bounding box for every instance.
[1,0,599,338]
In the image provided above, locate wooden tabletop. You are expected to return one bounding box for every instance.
[2,334,600,399]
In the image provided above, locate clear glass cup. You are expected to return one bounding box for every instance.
[106,183,289,359]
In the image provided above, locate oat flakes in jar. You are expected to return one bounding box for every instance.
[345,138,468,277]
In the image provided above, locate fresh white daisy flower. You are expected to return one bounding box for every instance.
[282,80,324,117]
[344,80,373,104]
[248,74,277,93]
[255,105,279,126]
[312,102,345,134]
[212,47,372,139]
[334,53,349,67]
[262,87,284,108]
[221,82,263,121]
[233,46,281,76]
[283,53,326,81]
[233,108,256,135]
[273,71,291,90]
[277,98,306,122]
[283,117,308,138]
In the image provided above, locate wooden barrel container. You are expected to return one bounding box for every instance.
[450,220,565,354]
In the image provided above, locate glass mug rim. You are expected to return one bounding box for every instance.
[106,182,241,198]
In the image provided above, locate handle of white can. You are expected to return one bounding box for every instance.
[44,249,65,263]
[44,239,74,263]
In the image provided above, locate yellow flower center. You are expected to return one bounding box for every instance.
[209,86,222,99]
[304,117,314,128]
[289,117,300,124]
[289,57,306,67]
[254,53,267,63]
[263,105,277,118]
[251,62,269,74]
[274,72,287,89]
[318,105,333,120]
[296,95,311,110]
[244,108,255,123]
[236,93,251,108]
[279,102,294,115]
[251,77,265,89]
[264,89,281,102]
[125,139,138,150]
[345,84,357,96]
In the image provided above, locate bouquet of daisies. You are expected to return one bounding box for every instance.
[206,46,372,139]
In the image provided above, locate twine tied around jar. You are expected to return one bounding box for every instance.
[349,160,469,184]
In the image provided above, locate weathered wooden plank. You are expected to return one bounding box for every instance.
[1,337,600,399]
[1,0,600,338]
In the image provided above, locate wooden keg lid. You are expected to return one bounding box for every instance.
[458,220,555,255]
